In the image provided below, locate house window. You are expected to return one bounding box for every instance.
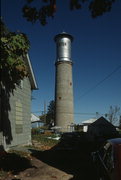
[15,100,23,134]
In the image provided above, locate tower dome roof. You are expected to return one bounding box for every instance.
[54,32,73,42]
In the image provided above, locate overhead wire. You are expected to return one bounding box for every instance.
[32,110,97,115]
[32,66,121,116]
[78,65,121,99]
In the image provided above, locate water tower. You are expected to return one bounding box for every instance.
[54,32,74,132]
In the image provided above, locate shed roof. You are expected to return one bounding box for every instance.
[88,116,117,136]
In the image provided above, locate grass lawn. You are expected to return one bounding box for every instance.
[32,133,60,148]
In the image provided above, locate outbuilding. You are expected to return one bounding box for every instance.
[0,54,37,150]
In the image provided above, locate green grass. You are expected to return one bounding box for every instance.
[119,129,121,134]
[0,170,8,179]
[32,134,60,147]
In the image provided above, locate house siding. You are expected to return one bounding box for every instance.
[5,77,32,149]
[0,132,3,146]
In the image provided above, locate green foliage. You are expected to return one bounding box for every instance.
[89,0,116,18]
[0,170,7,178]
[32,134,59,147]
[31,127,40,135]
[0,20,30,144]
[46,100,55,128]
[22,0,116,25]
[23,0,56,25]
[40,125,49,130]
[119,116,121,128]
[36,101,55,130]
[0,20,30,90]
[39,114,46,123]
[31,127,45,135]
[74,124,83,132]
[105,106,121,125]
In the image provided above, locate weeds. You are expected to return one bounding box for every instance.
[32,134,60,147]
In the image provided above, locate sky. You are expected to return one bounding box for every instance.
[1,0,121,124]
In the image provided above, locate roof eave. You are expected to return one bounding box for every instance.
[24,54,38,90]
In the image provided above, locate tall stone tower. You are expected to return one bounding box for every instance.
[54,32,74,132]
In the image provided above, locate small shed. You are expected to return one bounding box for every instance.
[88,116,118,141]
[82,118,97,132]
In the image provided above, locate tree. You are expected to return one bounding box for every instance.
[1,20,30,90]
[46,100,55,128]
[119,116,121,129]
[74,124,83,131]
[105,106,121,126]
[0,20,30,144]
[39,114,47,124]
[22,0,116,25]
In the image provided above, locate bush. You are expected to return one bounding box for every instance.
[31,127,44,135]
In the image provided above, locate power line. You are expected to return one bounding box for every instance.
[32,66,121,115]
[78,65,121,99]
[32,110,97,115]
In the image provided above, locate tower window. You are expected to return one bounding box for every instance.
[58,42,66,46]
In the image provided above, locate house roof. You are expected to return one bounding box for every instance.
[88,117,115,127]
[82,118,97,125]
[24,54,38,90]
[31,113,40,122]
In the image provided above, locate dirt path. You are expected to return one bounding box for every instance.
[12,157,73,180]
[0,140,99,180]
[0,151,73,180]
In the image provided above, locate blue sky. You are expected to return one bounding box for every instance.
[1,0,121,124]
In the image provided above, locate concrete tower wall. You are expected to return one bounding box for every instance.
[55,61,74,132]
[54,32,74,132]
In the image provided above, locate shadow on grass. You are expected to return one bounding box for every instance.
[0,152,33,175]
[29,141,99,180]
